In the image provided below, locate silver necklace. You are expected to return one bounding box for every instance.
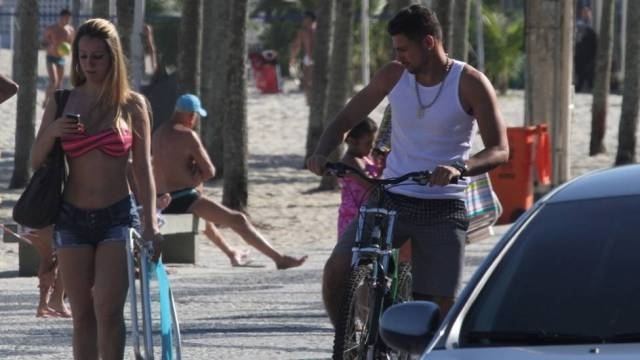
[415,58,452,118]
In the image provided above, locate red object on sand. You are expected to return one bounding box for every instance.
[249,51,280,94]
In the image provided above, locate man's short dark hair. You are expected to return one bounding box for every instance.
[60,9,71,17]
[303,10,317,21]
[387,5,442,43]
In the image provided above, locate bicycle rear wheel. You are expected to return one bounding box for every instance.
[333,265,373,360]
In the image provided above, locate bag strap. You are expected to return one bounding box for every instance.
[51,89,71,157]
[54,89,71,119]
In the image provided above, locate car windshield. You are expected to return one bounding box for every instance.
[460,196,640,347]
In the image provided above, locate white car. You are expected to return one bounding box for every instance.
[380,164,640,359]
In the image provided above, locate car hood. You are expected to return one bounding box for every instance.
[423,344,640,360]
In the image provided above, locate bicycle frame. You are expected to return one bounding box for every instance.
[126,229,183,360]
[353,205,399,359]
[328,161,428,360]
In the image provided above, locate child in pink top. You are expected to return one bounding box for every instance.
[337,118,381,237]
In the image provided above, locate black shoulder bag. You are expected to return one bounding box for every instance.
[13,89,71,229]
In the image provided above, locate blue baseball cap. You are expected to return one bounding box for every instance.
[175,93,207,117]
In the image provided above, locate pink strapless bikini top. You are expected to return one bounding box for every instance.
[62,128,133,158]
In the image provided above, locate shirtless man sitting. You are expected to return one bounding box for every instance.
[42,9,74,108]
[152,94,308,269]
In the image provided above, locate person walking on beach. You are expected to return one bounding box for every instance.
[574,5,597,93]
[0,73,18,104]
[22,226,72,318]
[42,9,75,108]
[307,5,509,325]
[289,10,316,105]
[152,94,308,269]
[31,18,161,359]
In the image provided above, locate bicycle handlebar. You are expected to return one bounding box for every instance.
[325,162,433,186]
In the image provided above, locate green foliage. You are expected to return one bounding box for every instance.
[146,0,181,15]
[145,0,182,69]
[477,6,524,93]
[350,4,394,86]
[147,15,181,69]
[348,0,395,88]
[253,0,391,83]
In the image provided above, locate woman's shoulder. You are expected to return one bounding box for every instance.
[125,91,149,107]
[123,91,151,117]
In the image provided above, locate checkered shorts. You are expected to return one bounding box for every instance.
[372,190,469,229]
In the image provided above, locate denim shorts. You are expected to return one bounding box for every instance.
[53,194,140,249]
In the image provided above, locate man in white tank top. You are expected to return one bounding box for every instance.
[307,5,509,326]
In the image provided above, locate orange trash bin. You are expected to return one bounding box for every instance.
[489,125,551,224]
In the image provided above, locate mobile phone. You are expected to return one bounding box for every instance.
[66,113,80,123]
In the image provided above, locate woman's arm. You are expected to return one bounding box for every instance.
[129,93,161,258]
[31,93,74,169]
[188,132,215,184]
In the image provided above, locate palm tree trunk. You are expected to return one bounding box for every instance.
[201,0,231,171]
[177,0,203,96]
[383,0,415,61]
[10,0,39,188]
[431,0,453,51]
[304,0,335,165]
[451,0,471,61]
[320,0,355,191]
[589,0,614,156]
[615,0,640,165]
[72,0,82,27]
[222,0,249,211]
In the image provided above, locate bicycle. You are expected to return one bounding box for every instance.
[326,162,437,360]
[126,228,183,360]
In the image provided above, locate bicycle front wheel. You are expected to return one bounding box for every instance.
[395,262,412,303]
[380,262,413,360]
[333,265,374,360]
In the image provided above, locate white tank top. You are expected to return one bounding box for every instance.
[383,60,477,200]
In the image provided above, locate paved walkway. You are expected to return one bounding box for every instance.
[0,224,509,360]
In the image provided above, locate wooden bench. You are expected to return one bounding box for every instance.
[19,240,40,277]
[159,214,200,264]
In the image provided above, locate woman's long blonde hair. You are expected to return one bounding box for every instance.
[70,18,131,129]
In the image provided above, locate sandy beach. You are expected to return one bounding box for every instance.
[0,48,638,358]
[0,46,636,278]
[0,46,637,282]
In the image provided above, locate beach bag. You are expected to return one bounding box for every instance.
[465,173,502,244]
[13,89,70,229]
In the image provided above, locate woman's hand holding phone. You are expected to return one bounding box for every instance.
[65,113,85,133]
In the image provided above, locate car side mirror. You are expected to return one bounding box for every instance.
[379,301,440,355]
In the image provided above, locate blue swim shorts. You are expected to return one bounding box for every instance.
[46,55,66,66]
[53,194,140,249]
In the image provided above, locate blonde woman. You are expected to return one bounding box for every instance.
[31,18,161,359]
